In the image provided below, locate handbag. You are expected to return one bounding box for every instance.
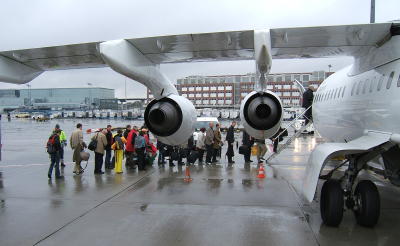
[238,145,248,155]
[88,133,98,151]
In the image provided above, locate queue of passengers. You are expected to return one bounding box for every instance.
[46,121,287,179]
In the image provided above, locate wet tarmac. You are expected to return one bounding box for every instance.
[1,119,400,245]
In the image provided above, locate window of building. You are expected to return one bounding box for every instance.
[235,76,241,83]
[210,93,216,97]
[276,76,282,82]
[183,79,189,84]
[284,75,291,81]
[203,100,209,104]
[218,86,224,90]
[283,92,290,96]
[377,75,385,91]
[227,77,233,83]
[177,79,183,84]
[292,91,300,96]
[226,100,232,104]
[387,71,395,89]
[196,94,201,98]
[251,76,256,82]
[189,94,194,97]
[351,81,357,96]
[196,100,201,104]
[219,78,225,83]
[210,100,216,104]
[276,85,282,89]
[218,93,224,97]
[267,85,273,90]
[182,87,187,91]
[203,93,209,97]
[226,86,232,90]
[211,78,217,83]
[302,74,310,82]
[190,79,196,83]
[267,75,274,82]
[294,75,301,81]
[226,93,232,97]
[196,87,202,91]
[218,100,224,104]
[182,94,187,97]
[210,86,217,91]
[203,87,209,91]
[356,80,362,95]
[205,78,210,84]
[283,84,291,89]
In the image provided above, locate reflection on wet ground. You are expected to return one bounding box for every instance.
[1,120,400,245]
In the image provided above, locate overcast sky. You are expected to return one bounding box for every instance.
[0,0,398,98]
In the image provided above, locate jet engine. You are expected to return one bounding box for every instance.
[240,90,283,139]
[144,94,196,146]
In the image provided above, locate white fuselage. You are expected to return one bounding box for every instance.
[313,57,400,143]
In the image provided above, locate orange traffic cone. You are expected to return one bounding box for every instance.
[184,165,192,182]
[257,164,266,179]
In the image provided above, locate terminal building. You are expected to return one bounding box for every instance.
[0,87,115,112]
[147,71,332,107]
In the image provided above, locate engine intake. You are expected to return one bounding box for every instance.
[240,91,283,139]
[144,94,196,145]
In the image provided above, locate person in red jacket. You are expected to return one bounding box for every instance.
[125,128,137,169]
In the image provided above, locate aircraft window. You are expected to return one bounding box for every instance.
[377,75,385,91]
[342,86,346,97]
[363,79,368,94]
[351,81,357,96]
[397,74,400,87]
[387,71,394,89]
[369,77,376,93]
[356,80,362,95]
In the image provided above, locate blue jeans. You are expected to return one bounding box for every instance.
[48,152,61,177]
[105,149,112,168]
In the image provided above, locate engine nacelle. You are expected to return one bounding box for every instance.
[144,94,196,146]
[240,90,283,139]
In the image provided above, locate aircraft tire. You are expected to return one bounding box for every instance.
[320,179,344,227]
[353,180,380,227]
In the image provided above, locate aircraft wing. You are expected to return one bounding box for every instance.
[0,23,394,84]
[0,30,254,73]
[270,23,392,59]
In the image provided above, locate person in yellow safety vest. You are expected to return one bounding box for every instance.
[112,129,127,174]
[54,124,67,167]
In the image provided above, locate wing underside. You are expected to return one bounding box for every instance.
[0,23,394,84]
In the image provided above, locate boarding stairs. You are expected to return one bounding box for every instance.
[266,106,312,162]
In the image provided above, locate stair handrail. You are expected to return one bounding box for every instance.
[273,105,312,140]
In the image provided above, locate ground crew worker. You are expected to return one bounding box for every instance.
[54,124,67,167]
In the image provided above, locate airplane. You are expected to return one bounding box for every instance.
[1,21,399,228]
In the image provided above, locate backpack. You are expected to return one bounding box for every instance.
[47,135,57,154]
[114,136,124,150]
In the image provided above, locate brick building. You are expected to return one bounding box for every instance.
[147,71,332,107]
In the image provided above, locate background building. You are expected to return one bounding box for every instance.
[0,87,115,111]
[147,71,331,107]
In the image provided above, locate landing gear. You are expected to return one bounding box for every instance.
[320,155,381,227]
[320,179,344,226]
[353,180,380,227]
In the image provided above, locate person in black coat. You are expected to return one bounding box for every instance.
[302,86,315,125]
[242,130,254,163]
[225,121,236,164]
[270,127,288,153]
